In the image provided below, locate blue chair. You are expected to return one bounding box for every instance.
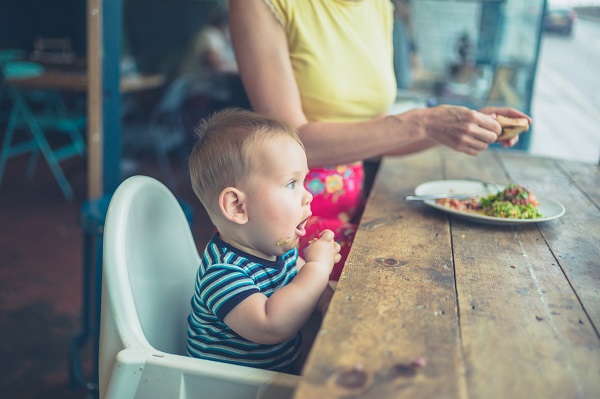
[0,61,86,200]
[0,49,27,65]
[0,49,28,120]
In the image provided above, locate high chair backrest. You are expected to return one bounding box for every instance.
[99,176,299,399]
[102,175,199,354]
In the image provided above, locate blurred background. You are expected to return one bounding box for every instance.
[0,0,598,398]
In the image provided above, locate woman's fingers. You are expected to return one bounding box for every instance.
[426,106,500,154]
[480,106,532,124]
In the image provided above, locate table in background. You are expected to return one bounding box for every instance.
[2,70,165,198]
[5,70,165,94]
[295,147,600,398]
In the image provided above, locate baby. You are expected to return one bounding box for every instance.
[186,108,341,373]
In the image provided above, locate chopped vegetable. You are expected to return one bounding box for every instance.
[436,183,542,219]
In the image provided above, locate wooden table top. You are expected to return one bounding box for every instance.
[295,147,600,399]
[5,70,165,94]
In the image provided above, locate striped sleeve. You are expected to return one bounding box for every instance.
[200,263,260,321]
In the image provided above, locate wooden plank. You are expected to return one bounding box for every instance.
[558,159,600,208]
[452,220,600,398]
[499,152,600,221]
[295,148,600,398]
[441,147,513,186]
[295,149,467,399]
[440,150,600,397]
[499,152,600,333]
[6,72,164,94]
[87,0,103,198]
[6,72,88,92]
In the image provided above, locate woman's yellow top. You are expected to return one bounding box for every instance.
[266,0,397,123]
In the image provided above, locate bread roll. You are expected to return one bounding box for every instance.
[496,115,529,141]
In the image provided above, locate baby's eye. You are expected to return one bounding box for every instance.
[286,180,296,189]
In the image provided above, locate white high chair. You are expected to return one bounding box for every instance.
[99,176,299,398]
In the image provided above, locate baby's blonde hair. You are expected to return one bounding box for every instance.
[189,108,303,219]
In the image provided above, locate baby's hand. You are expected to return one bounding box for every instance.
[304,230,342,273]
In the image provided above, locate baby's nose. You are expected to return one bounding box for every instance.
[303,189,313,205]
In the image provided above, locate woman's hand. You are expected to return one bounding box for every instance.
[412,105,499,155]
[478,106,532,149]
[412,105,531,155]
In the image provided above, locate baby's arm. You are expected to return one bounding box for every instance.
[224,230,341,345]
[292,239,336,316]
[316,283,335,316]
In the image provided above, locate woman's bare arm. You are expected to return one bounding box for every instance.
[229,0,429,165]
[229,0,527,166]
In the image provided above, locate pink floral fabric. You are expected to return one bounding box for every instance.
[300,163,365,280]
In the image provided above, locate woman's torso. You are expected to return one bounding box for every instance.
[268,0,397,123]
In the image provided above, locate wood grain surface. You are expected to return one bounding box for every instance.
[294,148,600,399]
[6,71,165,94]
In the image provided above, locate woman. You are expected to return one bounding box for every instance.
[180,6,248,110]
[229,0,530,280]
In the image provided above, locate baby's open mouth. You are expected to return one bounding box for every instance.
[296,213,311,237]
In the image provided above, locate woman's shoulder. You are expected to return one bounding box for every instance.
[266,0,393,26]
[260,0,288,26]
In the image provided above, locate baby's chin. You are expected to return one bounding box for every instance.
[274,236,299,253]
[246,240,295,261]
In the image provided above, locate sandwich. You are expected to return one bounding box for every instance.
[495,115,529,141]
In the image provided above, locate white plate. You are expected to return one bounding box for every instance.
[413,180,566,226]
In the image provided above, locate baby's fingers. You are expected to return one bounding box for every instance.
[333,241,341,253]
[318,229,335,241]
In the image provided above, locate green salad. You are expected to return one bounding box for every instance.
[480,183,542,219]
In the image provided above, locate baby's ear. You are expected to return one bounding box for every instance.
[219,187,248,224]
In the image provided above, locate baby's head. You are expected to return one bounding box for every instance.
[189,108,304,222]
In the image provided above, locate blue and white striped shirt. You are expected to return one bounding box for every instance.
[187,233,301,372]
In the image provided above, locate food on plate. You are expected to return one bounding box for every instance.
[435,183,542,219]
[495,115,529,141]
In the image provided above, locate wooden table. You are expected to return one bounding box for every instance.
[3,70,166,198]
[295,147,600,398]
[5,70,165,94]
